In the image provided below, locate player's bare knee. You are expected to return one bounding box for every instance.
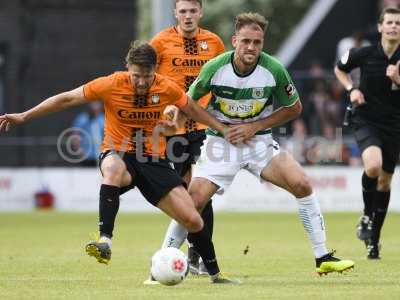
[292,176,312,198]
[194,198,208,211]
[190,191,208,211]
[183,212,203,232]
[377,176,392,191]
[102,163,126,185]
[365,164,381,178]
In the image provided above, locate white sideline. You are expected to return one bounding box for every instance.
[0,167,399,212]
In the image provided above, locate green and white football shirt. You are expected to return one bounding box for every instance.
[188,51,299,135]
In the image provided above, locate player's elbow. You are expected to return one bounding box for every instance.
[333,65,343,78]
[333,65,338,74]
[290,100,302,119]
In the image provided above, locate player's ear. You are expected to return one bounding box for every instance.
[377,23,382,34]
[232,35,237,48]
[199,8,203,18]
[174,9,178,19]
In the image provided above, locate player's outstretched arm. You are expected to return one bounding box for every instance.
[0,86,87,133]
[179,96,228,136]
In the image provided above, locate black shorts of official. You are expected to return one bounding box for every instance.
[166,130,206,177]
[352,122,400,173]
[98,151,185,206]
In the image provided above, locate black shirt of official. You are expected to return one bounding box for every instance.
[337,43,400,135]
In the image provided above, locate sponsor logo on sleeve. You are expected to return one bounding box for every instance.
[285,83,296,97]
[341,50,350,65]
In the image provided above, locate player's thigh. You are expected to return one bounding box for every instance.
[192,135,239,194]
[362,146,383,177]
[180,130,206,183]
[166,134,190,176]
[157,185,203,233]
[381,137,400,175]
[261,151,312,197]
[99,152,132,187]
[188,177,219,211]
[353,124,383,176]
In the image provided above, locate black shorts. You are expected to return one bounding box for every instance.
[166,130,206,177]
[99,151,185,206]
[352,122,400,173]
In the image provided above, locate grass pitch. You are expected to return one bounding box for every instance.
[0,212,399,299]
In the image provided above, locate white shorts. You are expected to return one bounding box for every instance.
[192,134,280,193]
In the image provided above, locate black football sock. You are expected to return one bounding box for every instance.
[371,190,390,244]
[99,184,120,238]
[362,172,377,218]
[187,224,219,276]
[201,200,214,239]
[189,200,215,264]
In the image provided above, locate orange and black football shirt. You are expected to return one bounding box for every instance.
[83,71,187,157]
[150,27,224,133]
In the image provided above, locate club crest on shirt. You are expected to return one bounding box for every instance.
[199,41,208,51]
[252,87,264,99]
[151,94,160,104]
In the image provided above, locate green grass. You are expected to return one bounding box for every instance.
[1,212,399,299]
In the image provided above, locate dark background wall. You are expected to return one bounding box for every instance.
[0,0,137,166]
[290,0,380,70]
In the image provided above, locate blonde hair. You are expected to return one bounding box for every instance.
[235,12,268,33]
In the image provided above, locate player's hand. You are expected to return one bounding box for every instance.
[386,61,400,86]
[163,105,187,128]
[349,89,365,106]
[154,119,178,137]
[163,105,179,121]
[225,123,258,145]
[0,113,26,133]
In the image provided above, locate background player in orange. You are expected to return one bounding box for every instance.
[150,0,224,275]
[0,41,236,283]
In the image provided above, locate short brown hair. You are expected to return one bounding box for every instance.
[378,7,400,24]
[235,12,268,33]
[175,0,202,8]
[125,40,157,68]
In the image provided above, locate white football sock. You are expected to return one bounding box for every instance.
[297,193,328,258]
[161,219,188,249]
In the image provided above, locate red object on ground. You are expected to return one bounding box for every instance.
[34,189,55,209]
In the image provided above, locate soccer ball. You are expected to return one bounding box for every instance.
[150,247,189,286]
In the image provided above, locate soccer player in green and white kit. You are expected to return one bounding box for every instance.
[162,12,355,276]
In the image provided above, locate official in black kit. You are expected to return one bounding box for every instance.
[334,7,400,259]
